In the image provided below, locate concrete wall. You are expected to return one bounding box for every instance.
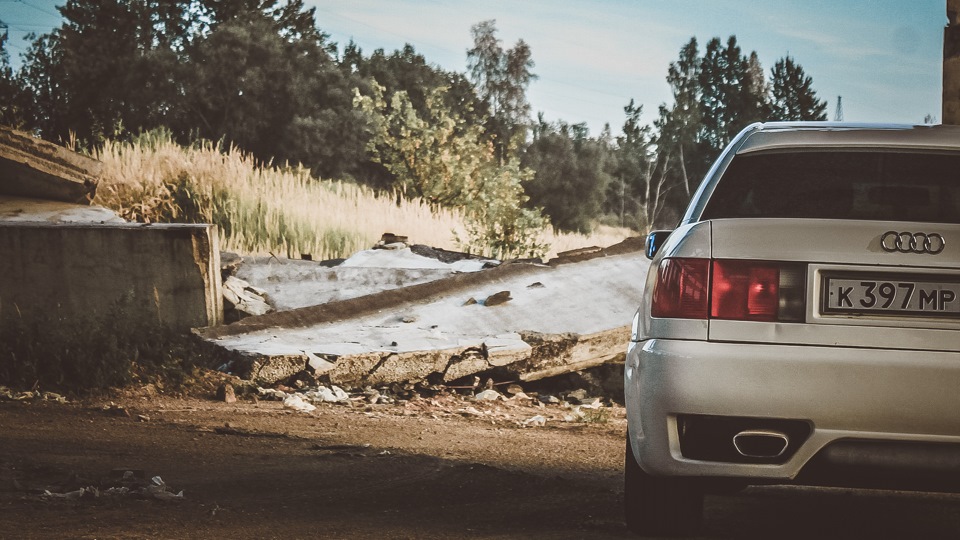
[0,222,222,331]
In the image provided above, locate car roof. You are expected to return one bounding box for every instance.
[735,122,960,154]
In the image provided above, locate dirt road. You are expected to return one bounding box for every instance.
[3,391,960,539]
[0,390,629,539]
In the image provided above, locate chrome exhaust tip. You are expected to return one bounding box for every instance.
[733,429,790,459]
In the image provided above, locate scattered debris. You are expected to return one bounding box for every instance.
[102,403,131,418]
[473,389,502,401]
[0,387,67,403]
[38,471,184,504]
[223,275,273,322]
[303,385,350,404]
[282,394,316,413]
[522,415,547,427]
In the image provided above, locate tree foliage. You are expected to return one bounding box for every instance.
[769,55,828,121]
[523,116,612,234]
[354,83,547,258]
[4,8,831,243]
[467,20,536,163]
[612,101,672,231]
[0,21,24,128]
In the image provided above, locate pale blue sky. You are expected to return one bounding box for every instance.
[2,0,947,135]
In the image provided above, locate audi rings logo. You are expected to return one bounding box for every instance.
[880,231,946,255]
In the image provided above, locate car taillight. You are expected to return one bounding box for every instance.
[711,260,780,321]
[651,258,805,322]
[651,258,710,319]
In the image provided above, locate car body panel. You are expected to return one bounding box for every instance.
[626,339,960,479]
[625,122,960,487]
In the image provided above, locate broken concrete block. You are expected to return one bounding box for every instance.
[483,290,512,306]
[231,351,309,386]
[0,126,101,203]
[483,334,532,367]
[216,383,237,403]
[223,275,272,320]
[305,351,335,375]
[441,348,490,382]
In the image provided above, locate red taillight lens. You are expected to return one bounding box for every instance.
[711,260,780,321]
[651,258,710,319]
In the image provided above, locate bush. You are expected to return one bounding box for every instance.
[0,299,203,395]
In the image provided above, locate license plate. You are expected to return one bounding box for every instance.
[823,276,960,317]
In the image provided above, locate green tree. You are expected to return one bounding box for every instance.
[698,36,767,155]
[467,20,536,164]
[0,21,24,128]
[523,117,612,234]
[181,1,368,178]
[354,83,546,258]
[769,55,828,121]
[15,0,190,143]
[611,100,673,231]
[655,37,702,200]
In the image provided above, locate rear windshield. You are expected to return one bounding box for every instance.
[701,151,960,224]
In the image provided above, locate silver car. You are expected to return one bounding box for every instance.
[624,122,960,536]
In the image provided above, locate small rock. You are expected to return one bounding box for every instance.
[538,394,560,405]
[505,384,524,395]
[527,281,545,289]
[305,387,332,402]
[282,394,316,413]
[136,414,150,422]
[483,290,512,306]
[400,314,418,323]
[103,403,131,417]
[379,232,409,245]
[330,385,350,402]
[216,383,237,403]
[474,389,502,401]
[459,406,483,416]
[522,415,547,427]
[579,397,603,409]
[463,297,478,306]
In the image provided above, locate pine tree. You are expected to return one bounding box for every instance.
[769,55,828,121]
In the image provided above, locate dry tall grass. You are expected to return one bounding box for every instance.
[92,131,636,260]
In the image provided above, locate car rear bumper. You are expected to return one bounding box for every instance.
[624,338,960,482]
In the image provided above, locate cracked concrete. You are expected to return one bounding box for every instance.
[200,237,648,387]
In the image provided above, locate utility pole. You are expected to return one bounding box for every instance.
[945,0,960,124]
[834,96,844,122]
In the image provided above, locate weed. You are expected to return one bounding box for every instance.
[92,130,635,260]
[0,298,205,395]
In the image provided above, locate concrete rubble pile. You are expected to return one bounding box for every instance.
[199,235,649,389]
[215,367,621,427]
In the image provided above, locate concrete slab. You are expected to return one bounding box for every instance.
[201,238,649,386]
[0,222,223,331]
